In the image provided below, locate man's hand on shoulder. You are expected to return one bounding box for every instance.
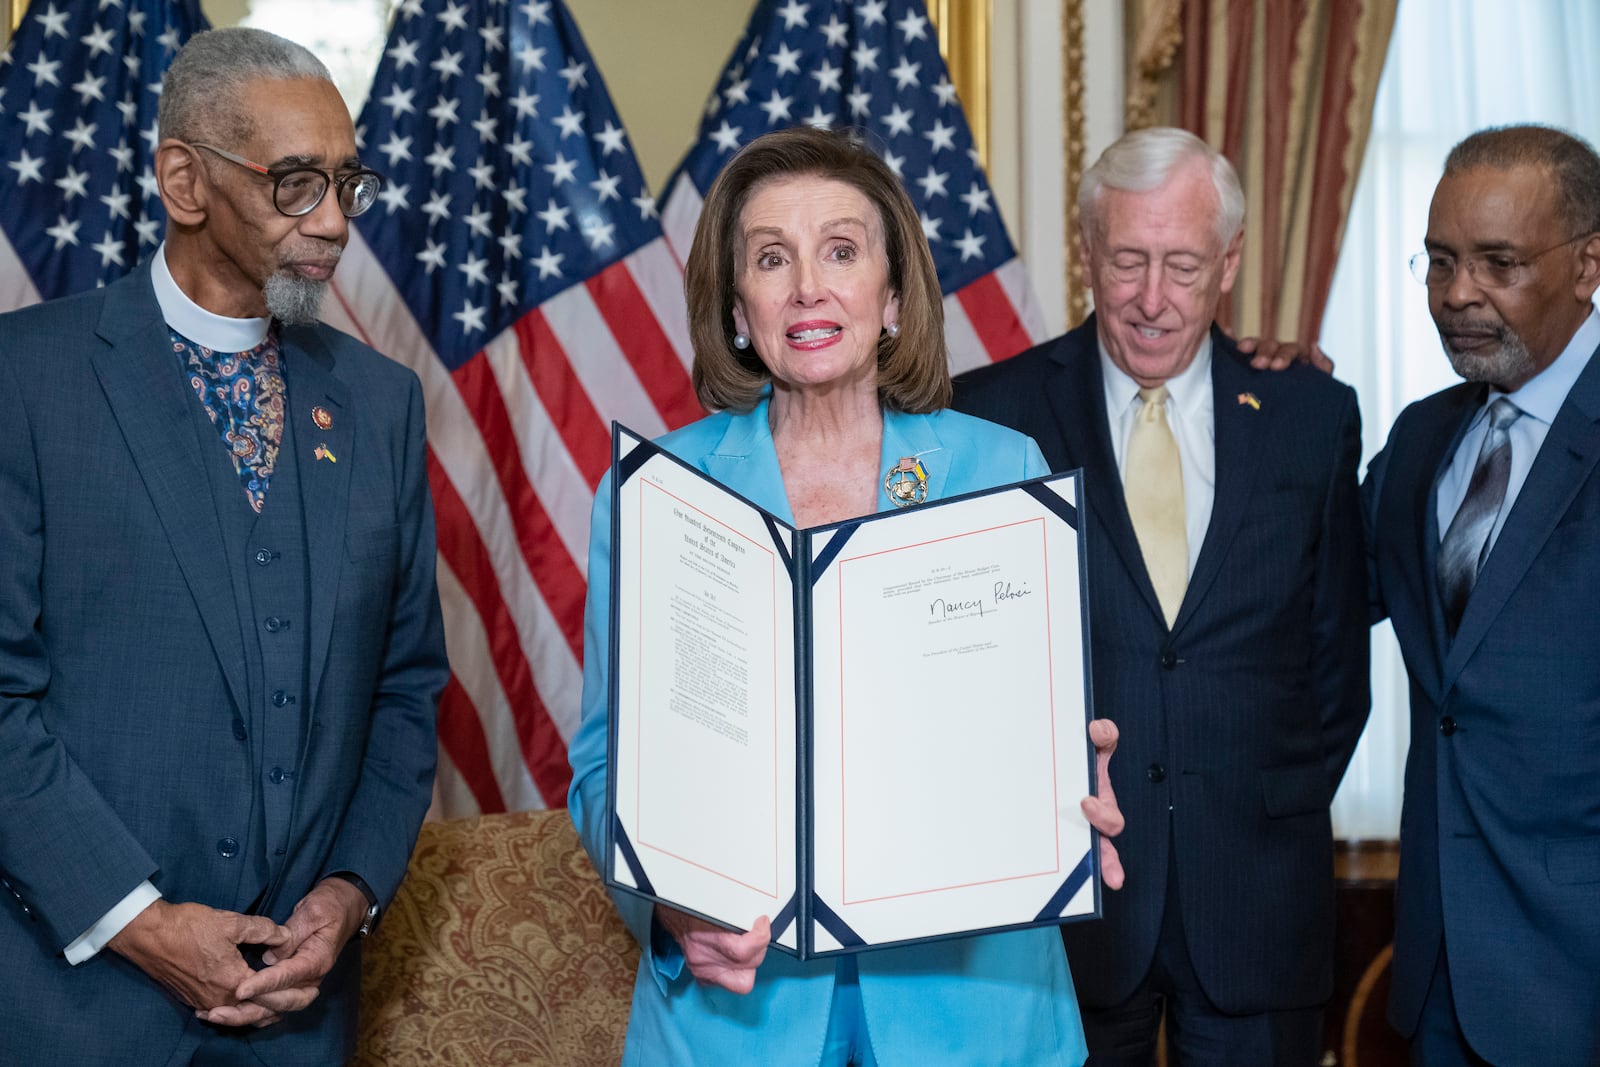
[107,899,291,1020]
[201,876,369,1028]
[1237,335,1335,374]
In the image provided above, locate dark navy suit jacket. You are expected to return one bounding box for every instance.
[0,264,448,1065]
[952,316,1369,1014]
[1367,335,1600,1067]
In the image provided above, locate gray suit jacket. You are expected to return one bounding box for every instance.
[0,264,447,1065]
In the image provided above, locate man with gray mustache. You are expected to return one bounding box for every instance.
[1367,124,1600,1066]
[0,27,447,1065]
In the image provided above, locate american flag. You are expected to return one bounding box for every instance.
[0,0,209,310]
[322,0,701,814]
[659,0,1042,373]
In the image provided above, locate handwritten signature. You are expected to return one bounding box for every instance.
[929,580,1032,619]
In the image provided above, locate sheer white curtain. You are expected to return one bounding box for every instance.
[1322,0,1600,839]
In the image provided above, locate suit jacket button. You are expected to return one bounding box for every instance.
[217,837,240,858]
[1440,715,1457,736]
[1160,650,1178,670]
[231,718,247,740]
[1146,763,1166,783]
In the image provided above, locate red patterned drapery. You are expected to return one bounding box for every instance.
[1129,0,1398,342]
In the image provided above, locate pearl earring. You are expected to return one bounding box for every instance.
[886,322,901,338]
[733,332,750,350]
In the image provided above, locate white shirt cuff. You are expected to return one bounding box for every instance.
[64,881,161,965]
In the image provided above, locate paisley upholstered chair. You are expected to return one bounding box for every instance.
[355,809,638,1066]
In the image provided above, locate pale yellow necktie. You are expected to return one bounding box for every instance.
[1124,386,1187,626]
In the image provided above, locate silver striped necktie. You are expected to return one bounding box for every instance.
[1437,397,1521,637]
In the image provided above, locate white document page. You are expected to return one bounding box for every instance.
[611,449,798,941]
[807,480,1092,949]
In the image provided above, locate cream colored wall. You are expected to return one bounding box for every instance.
[203,0,252,31]
[994,0,1123,334]
[568,0,751,195]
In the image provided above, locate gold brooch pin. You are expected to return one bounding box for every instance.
[314,444,338,463]
[1237,392,1261,411]
[883,456,928,507]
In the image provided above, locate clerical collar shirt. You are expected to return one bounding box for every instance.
[1435,308,1600,553]
[150,242,272,351]
[1101,335,1216,578]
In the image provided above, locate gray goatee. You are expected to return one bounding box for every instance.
[263,271,328,325]
[265,243,343,325]
[1443,325,1534,388]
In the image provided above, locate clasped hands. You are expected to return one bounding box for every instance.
[107,875,369,1029]
[660,718,1127,995]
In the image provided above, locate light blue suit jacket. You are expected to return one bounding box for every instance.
[569,399,1088,1066]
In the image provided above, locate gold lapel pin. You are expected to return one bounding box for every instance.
[314,444,338,463]
[883,456,928,507]
[311,405,333,430]
[1237,392,1261,411]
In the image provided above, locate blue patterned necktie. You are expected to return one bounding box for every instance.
[1437,397,1521,637]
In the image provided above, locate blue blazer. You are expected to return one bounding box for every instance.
[953,317,1369,1014]
[1367,337,1600,1067]
[0,265,448,1065]
[569,399,1089,1066]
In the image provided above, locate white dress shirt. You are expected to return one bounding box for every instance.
[1435,310,1600,552]
[1101,336,1217,579]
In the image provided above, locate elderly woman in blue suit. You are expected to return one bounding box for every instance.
[569,126,1124,1066]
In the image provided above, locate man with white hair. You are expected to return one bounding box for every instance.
[0,28,446,1064]
[953,127,1369,1066]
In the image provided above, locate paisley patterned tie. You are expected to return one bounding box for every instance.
[173,329,286,514]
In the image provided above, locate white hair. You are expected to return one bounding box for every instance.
[1078,127,1246,248]
[159,28,334,146]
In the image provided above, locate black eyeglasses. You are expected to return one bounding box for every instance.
[1408,233,1592,289]
[191,142,384,219]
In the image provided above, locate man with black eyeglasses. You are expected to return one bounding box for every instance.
[1367,124,1600,1067]
[0,27,447,1065]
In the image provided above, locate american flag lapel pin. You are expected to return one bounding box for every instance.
[314,444,338,463]
[1237,392,1261,411]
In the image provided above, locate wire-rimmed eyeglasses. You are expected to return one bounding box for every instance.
[1407,233,1591,289]
[191,142,384,219]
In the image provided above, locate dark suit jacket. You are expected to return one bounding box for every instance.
[0,265,448,1065]
[1367,337,1600,1067]
[952,316,1369,1013]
